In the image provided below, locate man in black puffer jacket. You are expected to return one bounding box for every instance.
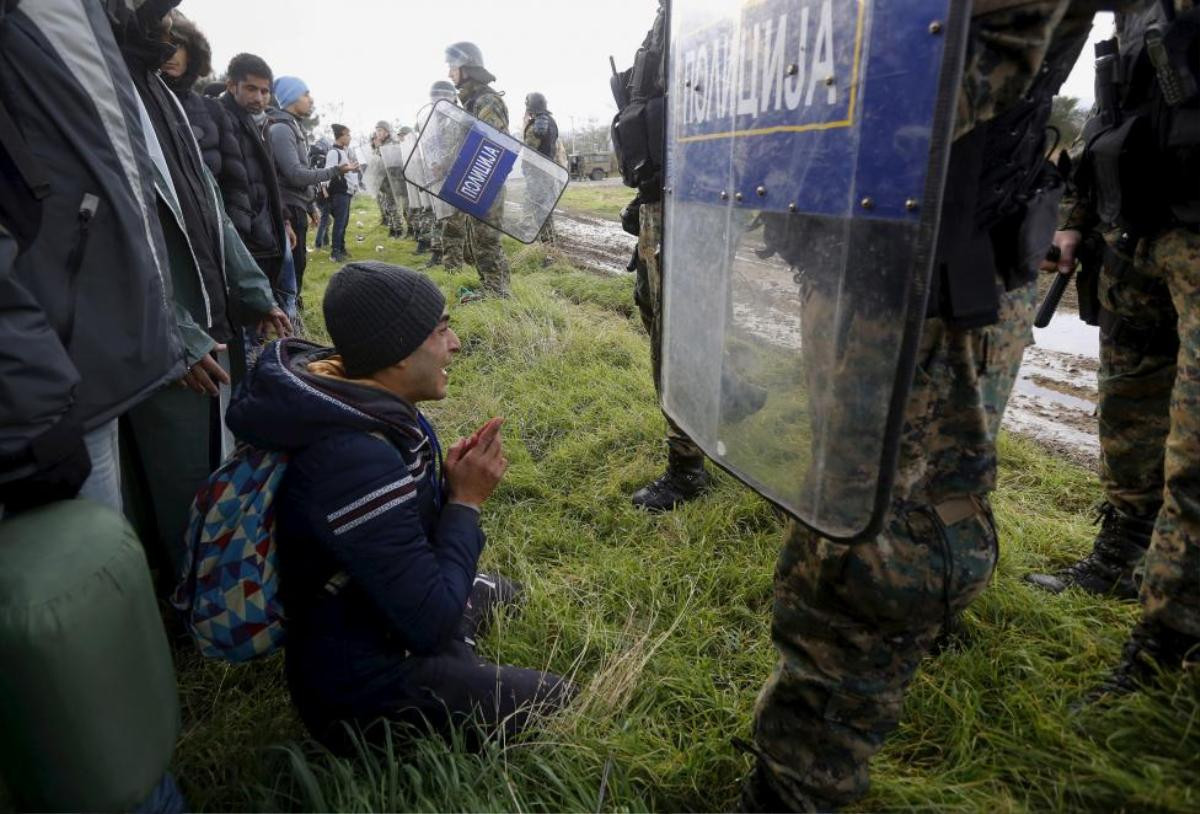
[218,52,291,289]
[159,11,251,235]
[227,263,574,749]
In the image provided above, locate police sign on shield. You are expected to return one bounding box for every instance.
[661,0,968,540]
[403,100,569,244]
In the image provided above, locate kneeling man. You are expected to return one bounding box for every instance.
[227,262,573,746]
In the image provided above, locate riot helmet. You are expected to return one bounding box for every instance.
[525,92,548,113]
[430,80,457,102]
[445,41,484,69]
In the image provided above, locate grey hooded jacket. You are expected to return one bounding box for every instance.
[0,0,184,483]
[267,108,340,210]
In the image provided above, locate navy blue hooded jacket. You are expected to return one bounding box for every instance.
[226,339,484,720]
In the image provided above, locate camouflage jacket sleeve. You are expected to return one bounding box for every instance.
[1058,103,1100,232]
[955,1,1147,141]
[473,91,509,133]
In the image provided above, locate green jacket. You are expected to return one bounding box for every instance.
[150,161,276,366]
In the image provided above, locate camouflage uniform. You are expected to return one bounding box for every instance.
[1124,228,1200,637]
[749,4,1108,809]
[637,202,704,464]
[523,110,559,245]
[458,76,511,296]
[1046,1,1200,638]
[441,211,467,270]
[372,135,406,237]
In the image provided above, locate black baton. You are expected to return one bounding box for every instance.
[1034,246,1067,329]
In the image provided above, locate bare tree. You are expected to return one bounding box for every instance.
[1050,96,1090,151]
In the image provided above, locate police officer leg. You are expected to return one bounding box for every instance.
[631,202,709,511]
[1095,228,1200,698]
[748,282,1033,810]
[443,212,466,271]
[426,218,445,269]
[1028,238,1175,599]
[473,222,511,297]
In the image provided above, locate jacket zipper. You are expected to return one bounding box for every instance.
[60,193,99,348]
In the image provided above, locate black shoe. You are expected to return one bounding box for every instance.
[415,239,430,255]
[331,251,349,262]
[425,250,443,269]
[1025,503,1154,600]
[1086,619,1200,704]
[738,759,829,813]
[631,452,711,512]
[459,573,524,645]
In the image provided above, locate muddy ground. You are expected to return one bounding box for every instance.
[553,200,1101,469]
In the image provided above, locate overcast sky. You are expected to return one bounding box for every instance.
[180,2,1110,141]
[181,0,659,140]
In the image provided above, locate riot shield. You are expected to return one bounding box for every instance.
[403,99,569,243]
[361,155,386,197]
[661,0,969,541]
[378,141,408,203]
[413,105,457,220]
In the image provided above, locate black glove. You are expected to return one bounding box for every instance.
[619,194,642,236]
[0,417,92,515]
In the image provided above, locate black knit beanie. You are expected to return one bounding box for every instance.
[323,262,446,377]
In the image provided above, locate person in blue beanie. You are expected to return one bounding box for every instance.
[226,262,575,749]
[267,76,357,298]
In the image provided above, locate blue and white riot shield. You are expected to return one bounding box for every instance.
[660,0,969,541]
[402,100,569,243]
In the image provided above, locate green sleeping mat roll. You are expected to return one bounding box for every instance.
[0,500,179,811]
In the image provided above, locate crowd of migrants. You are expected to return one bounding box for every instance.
[1,0,1198,812]
[0,1,568,809]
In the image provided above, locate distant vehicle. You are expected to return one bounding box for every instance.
[569,151,617,181]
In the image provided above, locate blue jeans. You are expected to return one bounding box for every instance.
[78,419,121,512]
[331,193,351,256]
[315,196,331,248]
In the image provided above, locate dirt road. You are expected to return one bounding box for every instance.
[553,206,1101,468]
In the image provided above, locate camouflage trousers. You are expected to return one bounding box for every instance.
[752,281,1036,810]
[411,208,433,243]
[1098,227,1200,638]
[466,215,510,297]
[636,202,704,464]
[537,212,557,245]
[440,211,467,269]
[376,188,403,234]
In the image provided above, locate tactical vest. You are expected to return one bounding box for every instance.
[929,20,1091,327]
[525,112,558,159]
[611,4,667,200]
[1081,1,1200,234]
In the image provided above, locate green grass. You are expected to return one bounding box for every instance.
[557,181,631,222]
[169,198,1198,812]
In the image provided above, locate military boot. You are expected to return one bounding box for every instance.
[631,450,711,512]
[1024,503,1154,599]
[1086,619,1200,703]
[425,249,443,269]
[738,759,832,813]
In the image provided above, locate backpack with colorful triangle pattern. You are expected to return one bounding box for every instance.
[171,445,289,662]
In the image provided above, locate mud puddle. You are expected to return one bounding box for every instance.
[553,210,636,276]
[553,211,1102,467]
